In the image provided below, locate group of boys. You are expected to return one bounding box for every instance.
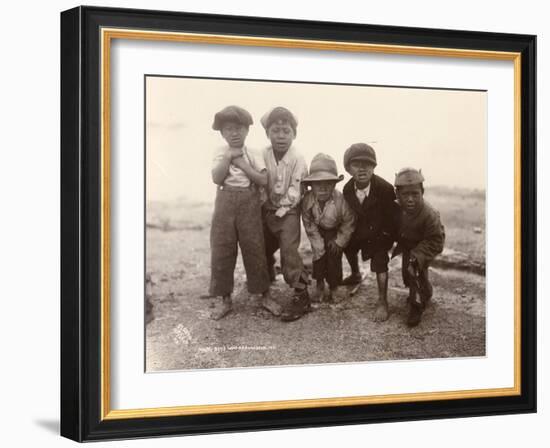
[209,105,445,327]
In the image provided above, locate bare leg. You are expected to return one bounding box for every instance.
[373,272,389,322]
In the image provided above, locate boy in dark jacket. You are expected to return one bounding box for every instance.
[392,168,445,327]
[341,143,399,322]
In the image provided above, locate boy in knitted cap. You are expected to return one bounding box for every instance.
[392,168,445,327]
[341,143,399,322]
[260,106,310,322]
[209,105,281,320]
[301,153,356,302]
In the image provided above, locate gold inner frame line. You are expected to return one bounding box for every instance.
[100,27,522,421]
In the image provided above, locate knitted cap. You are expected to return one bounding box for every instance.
[394,167,425,186]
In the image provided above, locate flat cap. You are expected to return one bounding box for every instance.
[394,167,425,186]
[261,107,298,133]
[343,143,377,172]
[212,105,253,131]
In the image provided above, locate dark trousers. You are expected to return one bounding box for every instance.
[402,250,433,306]
[263,209,308,289]
[312,228,342,288]
[209,188,270,297]
[344,237,390,274]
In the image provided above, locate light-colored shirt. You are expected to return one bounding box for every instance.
[212,145,266,188]
[355,182,371,204]
[262,145,308,211]
[301,189,356,261]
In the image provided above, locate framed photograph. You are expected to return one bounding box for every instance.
[60,6,536,442]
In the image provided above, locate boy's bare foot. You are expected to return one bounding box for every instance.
[211,296,232,320]
[373,302,389,322]
[261,296,282,316]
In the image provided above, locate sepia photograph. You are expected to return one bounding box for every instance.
[144,75,487,372]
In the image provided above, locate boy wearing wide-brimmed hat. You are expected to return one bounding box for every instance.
[209,105,281,320]
[260,107,310,322]
[342,143,399,322]
[392,168,445,327]
[301,153,356,302]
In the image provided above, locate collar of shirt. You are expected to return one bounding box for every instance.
[268,145,295,165]
[354,181,371,196]
[303,189,337,210]
[354,181,371,204]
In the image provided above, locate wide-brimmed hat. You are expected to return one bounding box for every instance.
[303,153,344,183]
[394,167,425,186]
[212,105,253,130]
[260,107,298,133]
[343,143,377,172]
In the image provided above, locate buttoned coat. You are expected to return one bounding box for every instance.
[342,174,399,257]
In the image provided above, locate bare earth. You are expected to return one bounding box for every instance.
[146,187,486,371]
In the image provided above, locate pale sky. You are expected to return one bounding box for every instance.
[146,76,486,202]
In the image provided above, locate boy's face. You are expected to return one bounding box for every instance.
[397,184,424,214]
[267,122,296,154]
[221,122,249,148]
[311,181,336,203]
[348,159,375,187]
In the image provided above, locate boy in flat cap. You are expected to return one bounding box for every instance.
[209,105,281,320]
[393,168,445,327]
[342,143,399,322]
[260,107,310,322]
[301,153,356,302]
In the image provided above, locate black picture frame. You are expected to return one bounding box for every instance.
[61,5,536,442]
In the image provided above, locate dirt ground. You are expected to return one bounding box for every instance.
[145,187,486,371]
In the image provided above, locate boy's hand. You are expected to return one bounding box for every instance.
[228,148,244,159]
[275,207,289,218]
[327,240,342,256]
[231,156,249,170]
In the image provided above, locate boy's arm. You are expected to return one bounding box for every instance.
[334,198,356,250]
[410,211,445,270]
[276,156,308,216]
[232,156,268,186]
[211,151,232,185]
[381,194,401,251]
[301,200,325,261]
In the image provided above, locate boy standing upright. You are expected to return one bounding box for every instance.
[393,168,445,327]
[341,143,399,322]
[261,107,310,322]
[209,105,280,320]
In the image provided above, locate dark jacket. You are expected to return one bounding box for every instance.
[342,174,399,254]
[392,201,445,270]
